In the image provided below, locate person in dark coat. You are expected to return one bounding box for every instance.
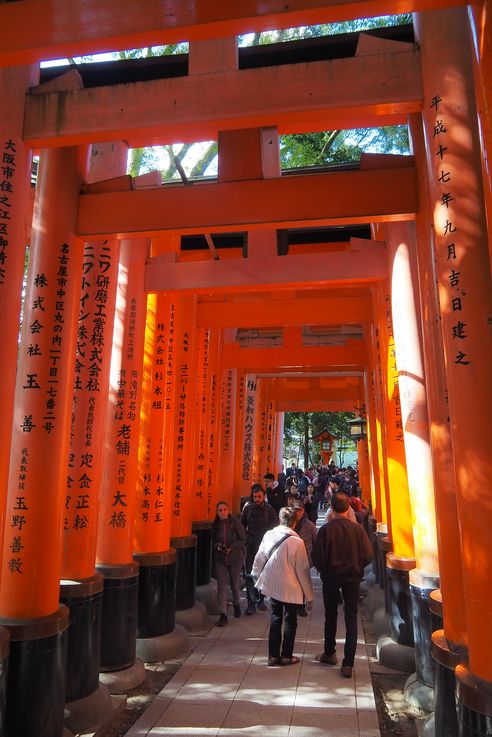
[312,492,373,678]
[240,484,278,614]
[212,501,246,627]
[263,472,284,515]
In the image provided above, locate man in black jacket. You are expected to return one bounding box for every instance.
[241,483,278,614]
[311,492,373,678]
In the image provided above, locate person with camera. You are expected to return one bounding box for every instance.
[212,500,246,627]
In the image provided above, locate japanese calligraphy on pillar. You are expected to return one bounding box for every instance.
[7,240,77,578]
[65,242,115,535]
[207,371,218,517]
[221,369,234,453]
[242,376,257,482]
[195,329,210,505]
[429,93,472,367]
[384,296,404,443]
[0,138,17,287]
[137,315,166,528]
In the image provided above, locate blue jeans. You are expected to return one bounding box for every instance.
[322,579,360,667]
[269,598,298,659]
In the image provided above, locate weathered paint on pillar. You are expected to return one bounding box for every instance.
[96,238,148,566]
[409,112,467,646]
[166,293,198,539]
[386,221,439,575]
[218,367,236,509]
[134,292,171,555]
[0,145,89,617]
[374,285,414,560]
[415,7,492,679]
[0,64,39,541]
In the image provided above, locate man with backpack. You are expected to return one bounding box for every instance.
[240,483,278,614]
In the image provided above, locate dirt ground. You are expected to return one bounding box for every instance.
[93,601,428,737]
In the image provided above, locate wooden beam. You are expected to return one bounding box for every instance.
[24,51,422,148]
[268,387,360,401]
[78,166,417,239]
[277,399,356,411]
[197,295,372,326]
[0,0,464,67]
[221,341,367,369]
[146,248,386,292]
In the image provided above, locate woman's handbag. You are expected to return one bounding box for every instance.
[245,573,261,604]
[245,533,290,603]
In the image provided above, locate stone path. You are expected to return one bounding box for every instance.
[126,574,380,737]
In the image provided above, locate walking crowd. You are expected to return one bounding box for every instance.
[211,462,373,679]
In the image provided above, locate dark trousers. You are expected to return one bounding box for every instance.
[322,579,360,667]
[269,598,298,659]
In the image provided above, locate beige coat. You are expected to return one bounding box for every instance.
[251,526,314,605]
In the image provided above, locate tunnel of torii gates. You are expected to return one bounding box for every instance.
[0,1,490,736]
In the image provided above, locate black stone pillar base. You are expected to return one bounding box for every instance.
[430,589,443,632]
[192,521,212,586]
[60,573,103,702]
[0,605,69,737]
[97,562,139,672]
[386,553,415,647]
[409,569,440,688]
[432,630,466,737]
[134,549,176,638]
[0,626,9,737]
[170,534,197,611]
[456,663,492,737]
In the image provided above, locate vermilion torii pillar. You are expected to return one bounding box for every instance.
[96,237,148,675]
[218,368,237,509]
[373,283,416,664]
[191,325,215,589]
[0,145,89,737]
[166,292,200,613]
[61,142,125,720]
[239,373,258,499]
[409,111,467,736]
[133,288,187,660]
[415,8,492,731]
[386,220,440,697]
[0,65,38,540]
[410,112,467,643]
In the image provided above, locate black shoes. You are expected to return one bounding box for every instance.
[217,613,228,627]
[233,604,241,618]
[341,665,353,678]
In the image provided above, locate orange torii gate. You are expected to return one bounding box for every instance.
[0,3,489,737]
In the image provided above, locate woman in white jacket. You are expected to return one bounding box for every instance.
[252,506,314,666]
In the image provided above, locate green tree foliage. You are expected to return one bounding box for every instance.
[284,411,356,469]
[63,17,412,179]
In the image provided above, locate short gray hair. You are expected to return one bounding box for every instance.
[278,506,297,528]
